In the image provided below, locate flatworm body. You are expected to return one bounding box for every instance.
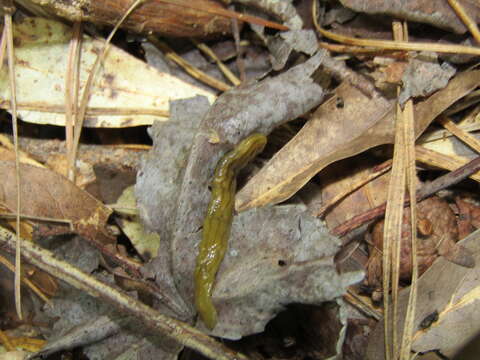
[194,133,267,329]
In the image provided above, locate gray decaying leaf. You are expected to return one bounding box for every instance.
[339,0,480,34]
[207,204,363,339]
[136,96,211,240]
[136,96,211,320]
[268,29,319,70]
[136,53,361,338]
[398,53,456,105]
[170,52,327,315]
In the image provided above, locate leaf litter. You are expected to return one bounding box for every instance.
[2,1,480,359]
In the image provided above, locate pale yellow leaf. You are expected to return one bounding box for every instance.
[0,17,216,128]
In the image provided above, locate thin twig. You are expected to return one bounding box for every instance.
[0,226,248,360]
[332,154,480,236]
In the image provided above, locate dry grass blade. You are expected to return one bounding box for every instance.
[312,0,480,56]
[3,0,22,320]
[379,22,408,359]
[344,290,383,321]
[149,37,232,91]
[383,102,407,360]
[0,226,248,360]
[395,20,419,360]
[447,0,480,44]
[0,213,72,229]
[400,101,418,360]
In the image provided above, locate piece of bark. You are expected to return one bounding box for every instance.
[16,0,233,37]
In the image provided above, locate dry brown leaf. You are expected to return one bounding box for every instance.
[236,70,480,212]
[366,196,475,291]
[0,161,112,244]
[316,156,391,230]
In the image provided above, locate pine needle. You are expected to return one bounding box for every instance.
[65,22,83,181]
[438,115,480,153]
[0,253,52,306]
[447,0,480,44]
[192,39,241,86]
[3,0,22,320]
[149,37,232,91]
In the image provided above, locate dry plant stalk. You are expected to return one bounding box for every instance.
[0,226,247,360]
[382,98,407,360]
[393,21,418,360]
